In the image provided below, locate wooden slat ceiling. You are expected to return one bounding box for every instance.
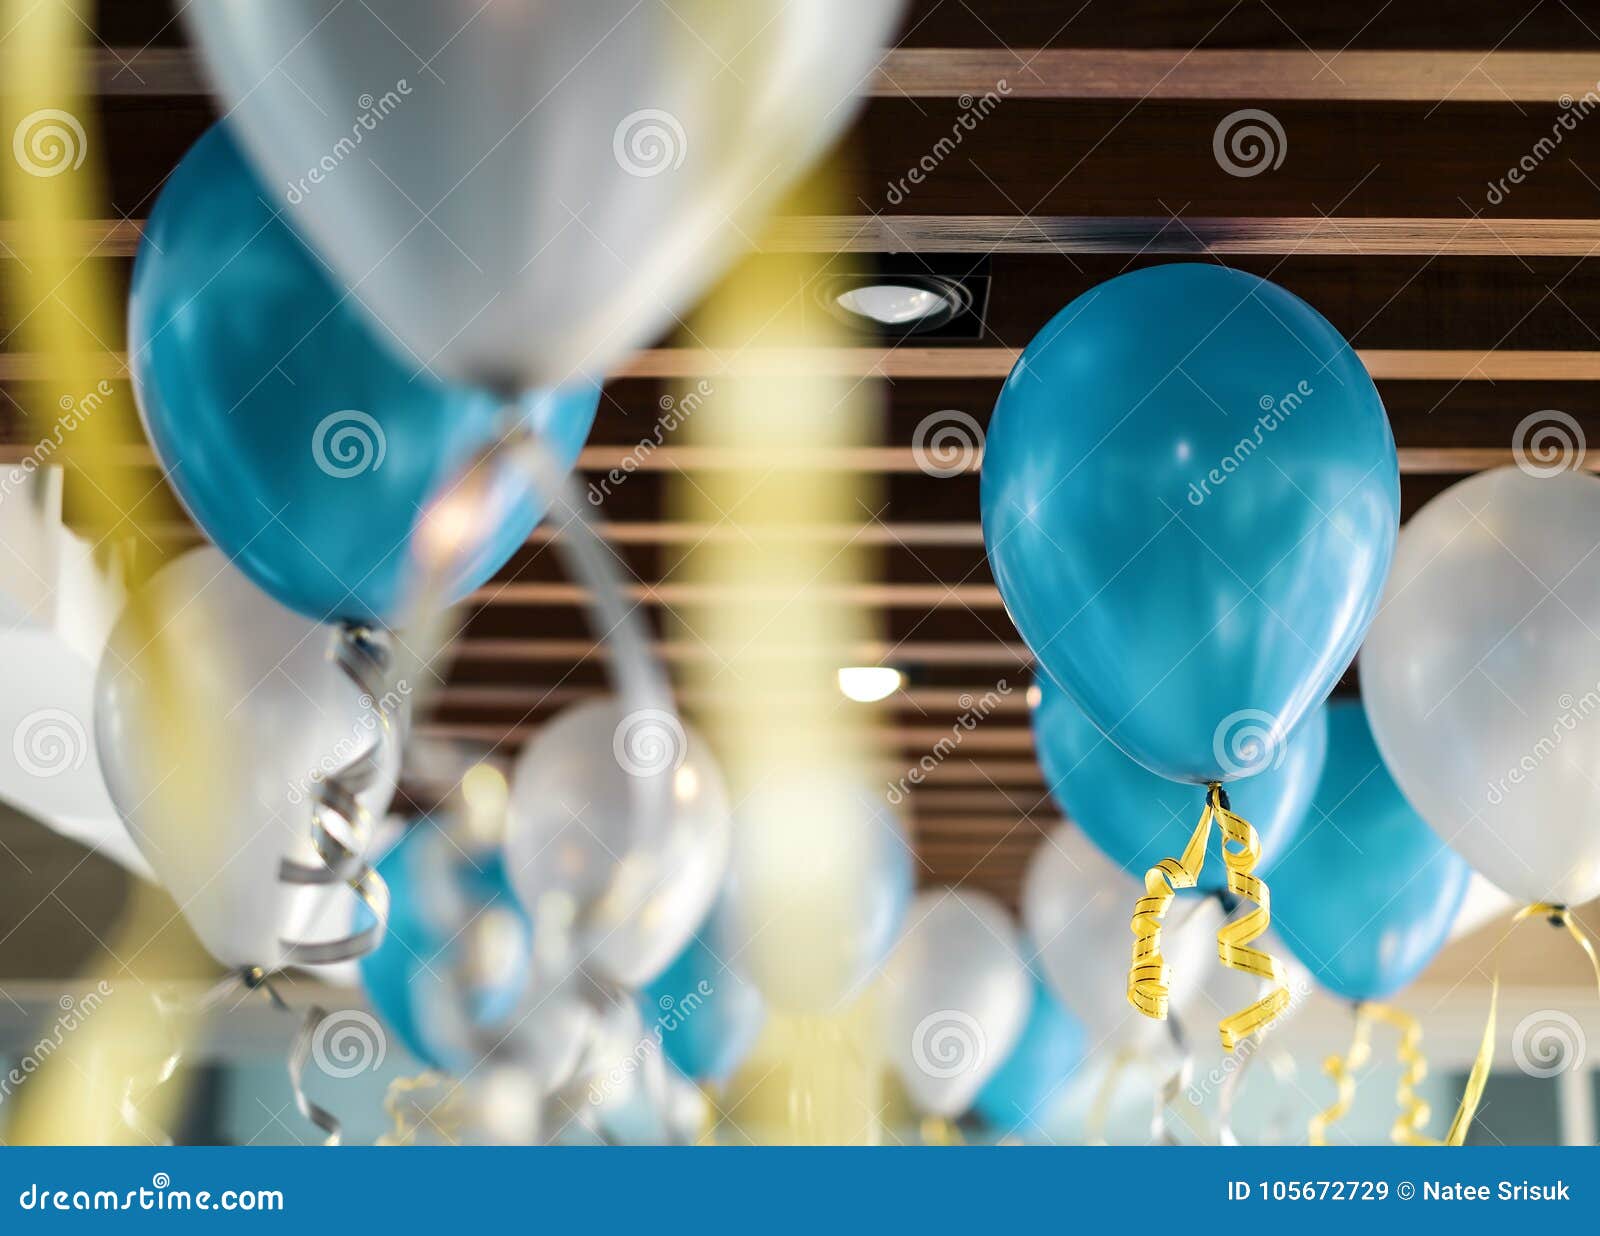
[6,0,1600,918]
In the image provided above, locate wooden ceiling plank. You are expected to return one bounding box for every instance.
[91,48,1600,104]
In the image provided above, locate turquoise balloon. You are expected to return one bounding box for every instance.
[1032,673,1326,892]
[1271,699,1472,1002]
[642,909,765,1083]
[972,977,1086,1133]
[982,264,1397,784]
[359,821,531,1072]
[129,125,599,624]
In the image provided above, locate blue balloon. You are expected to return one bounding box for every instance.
[1270,700,1471,1001]
[1032,673,1326,891]
[982,264,1397,784]
[359,820,531,1072]
[973,976,1087,1133]
[129,125,599,624]
[642,909,766,1083]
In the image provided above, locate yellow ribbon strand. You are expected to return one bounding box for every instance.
[1213,786,1291,1048]
[1128,794,1215,1020]
[1363,1002,1439,1146]
[1445,902,1600,1146]
[1085,1045,1140,1145]
[377,1071,456,1146]
[1129,784,1292,1048]
[1308,1005,1373,1146]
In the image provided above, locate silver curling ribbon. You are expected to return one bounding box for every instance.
[1150,1001,1195,1146]
[271,624,403,1144]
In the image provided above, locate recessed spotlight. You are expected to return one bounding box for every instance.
[824,274,971,336]
[837,666,905,703]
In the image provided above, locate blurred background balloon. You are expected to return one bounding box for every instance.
[185,1,906,391]
[94,546,400,970]
[1270,700,1471,1001]
[721,777,912,1014]
[1032,674,1326,891]
[505,700,729,990]
[359,816,532,1072]
[1022,823,1214,1052]
[880,889,1031,1119]
[1363,468,1600,907]
[972,974,1087,1136]
[129,125,598,626]
[644,900,765,1084]
[983,263,1398,785]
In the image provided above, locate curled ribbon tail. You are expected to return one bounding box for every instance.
[1363,1002,1438,1145]
[1213,787,1290,1049]
[1128,796,1214,1020]
[1308,1005,1372,1146]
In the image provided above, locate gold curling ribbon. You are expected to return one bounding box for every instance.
[1307,1006,1372,1146]
[1084,1045,1140,1145]
[1363,1003,1439,1146]
[1129,784,1291,1048]
[1444,902,1600,1146]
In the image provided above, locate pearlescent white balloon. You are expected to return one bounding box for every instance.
[185,0,904,390]
[720,776,912,1015]
[94,547,399,970]
[880,889,1031,1118]
[506,699,729,988]
[1022,824,1215,1052]
[1362,467,1600,905]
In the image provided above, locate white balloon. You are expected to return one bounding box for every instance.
[184,0,905,390]
[1362,468,1600,906]
[720,776,911,1014]
[506,699,729,988]
[94,547,399,969]
[880,889,1031,1118]
[1022,824,1214,1053]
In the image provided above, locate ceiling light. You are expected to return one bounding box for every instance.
[837,666,905,703]
[824,274,971,336]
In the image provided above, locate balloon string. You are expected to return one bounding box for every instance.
[121,969,344,1146]
[275,625,396,966]
[377,1071,455,1146]
[1212,785,1290,1048]
[1307,1004,1372,1145]
[1362,1002,1438,1145]
[1444,902,1600,1145]
[1128,784,1290,1048]
[1128,791,1214,1020]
